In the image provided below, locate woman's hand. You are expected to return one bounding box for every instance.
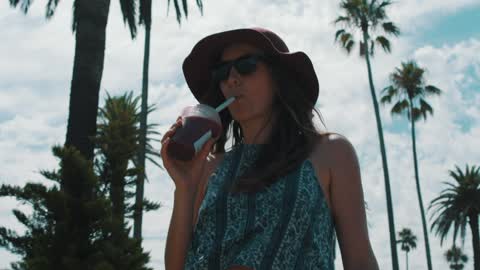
[160,117,217,194]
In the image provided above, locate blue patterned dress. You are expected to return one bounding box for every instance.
[184,143,336,270]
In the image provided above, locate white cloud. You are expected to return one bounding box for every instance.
[1,0,479,269]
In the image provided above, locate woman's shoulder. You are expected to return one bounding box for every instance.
[313,132,356,157]
[310,132,358,178]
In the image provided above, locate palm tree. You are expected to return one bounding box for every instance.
[9,0,138,162]
[445,244,469,270]
[94,92,162,238]
[380,60,442,270]
[134,0,204,240]
[429,165,480,270]
[334,1,401,269]
[397,228,417,270]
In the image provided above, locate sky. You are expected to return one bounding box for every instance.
[0,0,479,269]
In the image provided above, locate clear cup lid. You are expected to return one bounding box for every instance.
[181,104,221,124]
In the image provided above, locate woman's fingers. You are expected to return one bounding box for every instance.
[197,138,215,161]
[160,137,170,162]
[161,118,183,143]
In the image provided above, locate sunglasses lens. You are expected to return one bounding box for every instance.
[235,57,258,75]
[212,64,231,82]
[211,55,264,82]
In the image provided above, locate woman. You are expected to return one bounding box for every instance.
[161,27,379,270]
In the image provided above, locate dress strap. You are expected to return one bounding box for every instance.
[208,143,244,270]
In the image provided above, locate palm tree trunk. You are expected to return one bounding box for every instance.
[65,0,111,161]
[409,104,433,270]
[134,18,151,240]
[406,251,409,270]
[469,213,480,270]
[362,30,400,270]
[63,0,110,261]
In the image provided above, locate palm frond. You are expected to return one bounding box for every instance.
[334,29,346,42]
[429,164,480,246]
[390,99,409,117]
[146,156,163,170]
[382,21,400,36]
[377,0,393,10]
[10,0,32,14]
[119,0,138,39]
[425,85,442,96]
[167,0,183,24]
[196,0,204,15]
[45,0,60,18]
[376,35,391,53]
[335,30,356,54]
[346,40,355,54]
[334,15,351,25]
[339,0,364,27]
[418,98,434,119]
[371,4,387,25]
[380,86,398,105]
[181,0,188,19]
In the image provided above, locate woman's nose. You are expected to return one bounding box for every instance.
[224,67,241,87]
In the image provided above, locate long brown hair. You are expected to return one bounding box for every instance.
[200,53,331,194]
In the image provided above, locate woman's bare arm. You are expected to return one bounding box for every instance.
[327,134,379,270]
[164,188,197,270]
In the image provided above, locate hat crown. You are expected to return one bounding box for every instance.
[252,27,289,53]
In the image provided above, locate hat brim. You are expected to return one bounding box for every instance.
[182,28,319,105]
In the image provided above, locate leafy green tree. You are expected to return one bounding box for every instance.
[0,146,152,270]
[380,60,442,270]
[397,228,417,270]
[445,244,469,270]
[429,165,480,270]
[10,0,204,250]
[334,0,400,269]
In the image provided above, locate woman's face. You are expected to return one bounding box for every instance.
[217,43,276,123]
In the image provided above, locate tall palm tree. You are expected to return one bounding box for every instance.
[9,0,138,162]
[134,0,204,240]
[429,165,480,270]
[9,0,201,163]
[334,1,400,269]
[397,228,417,270]
[380,60,442,270]
[445,244,469,270]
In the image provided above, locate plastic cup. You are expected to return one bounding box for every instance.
[167,104,222,161]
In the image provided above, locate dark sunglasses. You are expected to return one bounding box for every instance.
[211,54,267,83]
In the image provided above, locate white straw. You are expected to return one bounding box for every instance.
[193,130,212,153]
[215,96,236,112]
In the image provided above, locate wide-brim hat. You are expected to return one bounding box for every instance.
[182,27,319,105]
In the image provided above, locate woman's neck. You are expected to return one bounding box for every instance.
[238,112,276,145]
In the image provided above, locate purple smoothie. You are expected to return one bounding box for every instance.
[167,105,222,161]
